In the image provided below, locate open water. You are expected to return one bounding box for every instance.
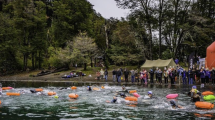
[0,81,215,120]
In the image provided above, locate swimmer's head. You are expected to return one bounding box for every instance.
[148,91,152,95]
[122,86,125,90]
[170,100,176,107]
[192,86,196,89]
[113,96,117,100]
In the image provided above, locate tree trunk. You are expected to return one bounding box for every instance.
[94,58,97,67]
[35,51,37,69]
[32,52,34,70]
[23,53,26,71]
[148,24,153,60]
[91,57,93,67]
[173,0,179,55]
[159,0,164,59]
[84,63,87,70]
[104,20,109,49]
[38,51,41,69]
[140,0,153,60]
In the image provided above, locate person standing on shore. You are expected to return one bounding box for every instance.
[140,69,144,84]
[135,69,139,83]
[170,69,176,84]
[157,69,162,84]
[124,68,129,82]
[200,68,205,88]
[100,69,104,80]
[205,68,210,85]
[149,69,154,84]
[195,68,200,83]
[112,69,116,82]
[164,70,168,84]
[104,69,108,82]
[175,58,179,65]
[211,67,215,85]
[188,68,194,84]
[143,69,148,84]
[130,69,135,83]
[96,70,100,80]
[117,68,122,83]
[155,68,159,83]
[182,69,187,84]
[178,67,183,84]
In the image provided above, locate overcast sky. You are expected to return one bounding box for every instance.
[87,0,130,19]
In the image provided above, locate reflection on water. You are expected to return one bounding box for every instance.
[0,81,215,119]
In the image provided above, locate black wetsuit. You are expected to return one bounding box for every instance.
[119,93,126,98]
[188,91,201,102]
[30,90,37,93]
[88,87,92,91]
[192,97,200,102]
[118,89,129,93]
[59,87,67,90]
[111,99,117,103]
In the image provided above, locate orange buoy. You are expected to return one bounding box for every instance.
[2,87,12,90]
[48,92,56,96]
[129,90,137,94]
[202,91,214,96]
[35,88,43,92]
[93,87,100,91]
[195,101,214,109]
[71,86,77,90]
[69,93,79,99]
[101,86,105,89]
[6,92,20,96]
[125,96,138,101]
[0,100,1,104]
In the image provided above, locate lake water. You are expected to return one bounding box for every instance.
[0,81,215,120]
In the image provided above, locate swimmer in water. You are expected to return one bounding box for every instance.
[190,86,200,102]
[111,96,117,103]
[106,96,118,103]
[121,86,128,93]
[30,90,37,93]
[87,86,92,91]
[147,91,153,98]
[170,100,183,109]
[143,91,155,99]
[18,90,26,94]
[59,87,68,90]
[114,86,129,94]
[115,92,127,98]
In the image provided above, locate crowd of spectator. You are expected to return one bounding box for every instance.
[95,65,215,87]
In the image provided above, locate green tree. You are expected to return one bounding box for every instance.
[51,0,94,47]
[4,0,47,70]
[0,13,18,74]
[108,21,142,65]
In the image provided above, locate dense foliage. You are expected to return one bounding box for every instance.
[0,0,214,74]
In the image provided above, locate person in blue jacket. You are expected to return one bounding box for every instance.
[205,68,210,85]
[182,69,187,84]
[175,58,179,65]
[178,67,183,84]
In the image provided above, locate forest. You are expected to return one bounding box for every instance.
[0,0,214,75]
